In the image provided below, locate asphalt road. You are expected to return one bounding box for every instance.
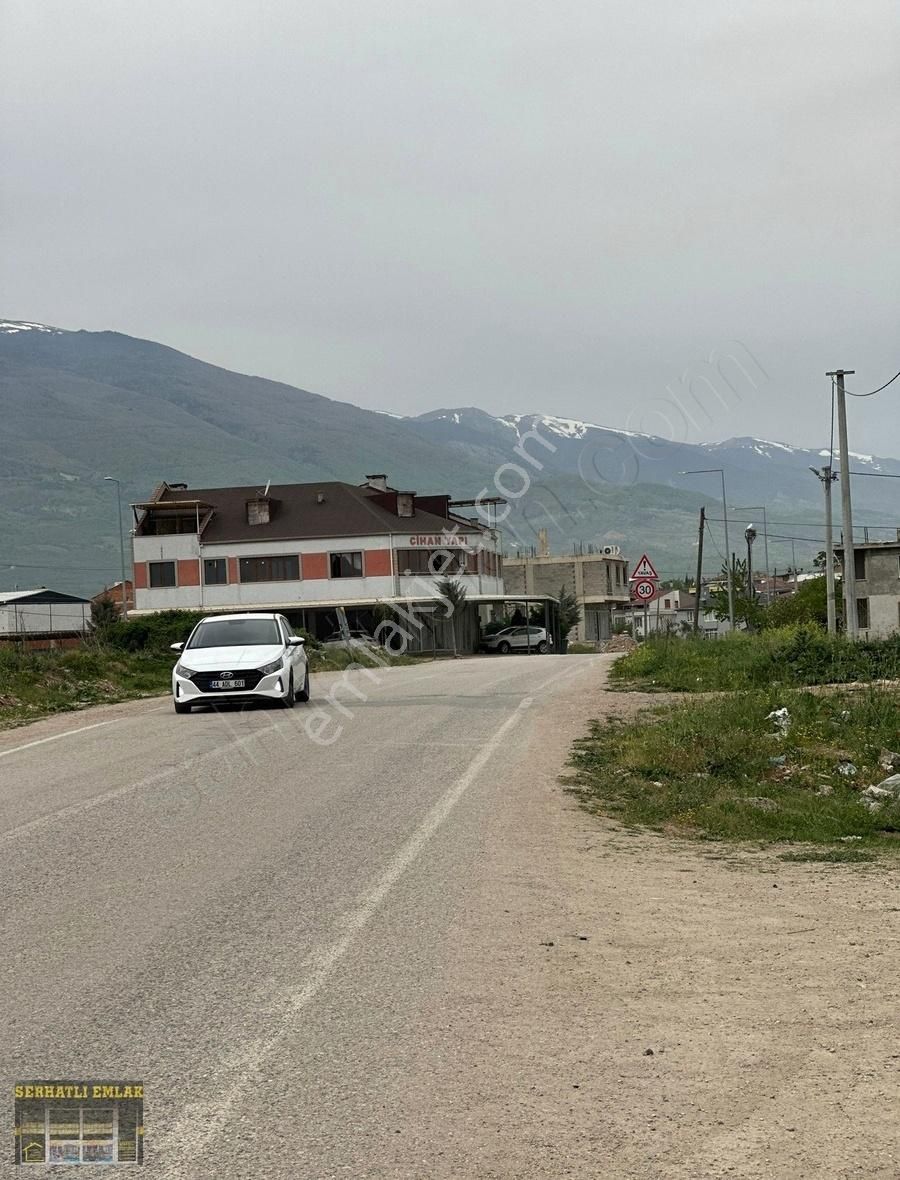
[0,654,612,1178]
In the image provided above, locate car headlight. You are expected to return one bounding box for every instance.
[174,663,196,679]
[257,657,283,676]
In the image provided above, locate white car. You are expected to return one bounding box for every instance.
[482,625,553,654]
[170,612,309,713]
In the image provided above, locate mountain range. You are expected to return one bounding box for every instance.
[2,320,898,596]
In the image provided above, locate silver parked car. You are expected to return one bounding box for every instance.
[482,626,553,654]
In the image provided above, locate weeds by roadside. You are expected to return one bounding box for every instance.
[610,626,900,692]
[568,685,900,857]
[0,646,173,728]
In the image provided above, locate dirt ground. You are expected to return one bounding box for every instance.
[410,663,900,1180]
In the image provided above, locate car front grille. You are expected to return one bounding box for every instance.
[192,670,265,692]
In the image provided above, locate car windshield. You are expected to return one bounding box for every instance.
[187,618,281,649]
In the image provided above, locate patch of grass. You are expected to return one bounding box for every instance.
[610,625,900,692]
[569,685,900,857]
[0,645,173,729]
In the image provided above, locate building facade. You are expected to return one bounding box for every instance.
[131,476,504,641]
[502,551,630,641]
[837,540,900,638]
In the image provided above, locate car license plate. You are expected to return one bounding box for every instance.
[210,678,245,689]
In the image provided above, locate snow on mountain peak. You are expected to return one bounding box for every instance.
[0,320,65,335]
[817,448,879,467]
[499,413,606,439]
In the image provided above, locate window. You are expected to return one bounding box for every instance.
[239,555,299,583]
[330,551,363,578]
[203,558,227,585]
[188,617,282,648]
[397,548,465,576]
[149,561,176,588]
[47,1106,114,1164]
[854,550,867,581]
[856,597,869,630]
[19,1103,131,1165]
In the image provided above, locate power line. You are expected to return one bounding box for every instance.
[703,519,727,564]
[712,517,898,529]
[842,368,900,399]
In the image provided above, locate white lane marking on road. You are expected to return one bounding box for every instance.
[154,698,533,1174]
[0,719,118,760]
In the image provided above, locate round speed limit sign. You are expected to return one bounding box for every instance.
[632,579,657,602]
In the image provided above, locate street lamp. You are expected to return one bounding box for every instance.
[744,524,757,602]
[681,468,734,631]
[103,476,129,619]
[731,505,770,604]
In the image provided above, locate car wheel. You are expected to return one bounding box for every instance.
[280,673,295,709]
[296,668,310,702]
[536,641,548,654]
[498,641,511,654]
[174,699,192,714]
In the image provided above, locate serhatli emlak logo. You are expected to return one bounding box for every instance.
[14,1081,144,1165]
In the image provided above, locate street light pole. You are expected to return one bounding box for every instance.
[745,524,756,604]
[682,468,734,631]
[103,476,129,619]
[732,505,770,603]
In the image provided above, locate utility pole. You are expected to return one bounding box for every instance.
[682,468,733,631]
[693,506,705,634]
[809,465,839,634]
[826,369,857,637]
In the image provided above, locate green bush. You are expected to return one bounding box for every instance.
[611,625,900,692]
[99,610,205,653]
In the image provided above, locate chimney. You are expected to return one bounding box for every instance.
[396,492,415,518]
[366,474,388,491]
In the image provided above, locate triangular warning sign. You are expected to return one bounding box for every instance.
[630,553,659,581]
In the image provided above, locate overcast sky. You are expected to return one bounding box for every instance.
[3,2,898,453]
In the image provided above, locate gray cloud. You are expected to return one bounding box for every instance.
[2,1,898,452]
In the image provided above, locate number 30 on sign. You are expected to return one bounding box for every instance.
[631,579,658,602]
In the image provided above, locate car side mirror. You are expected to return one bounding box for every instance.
[287,636,305,647]
[170,641,184,652]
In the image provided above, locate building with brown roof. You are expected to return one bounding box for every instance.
[130,474,505,641]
